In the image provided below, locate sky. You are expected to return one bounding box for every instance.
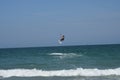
[0,0,120,48]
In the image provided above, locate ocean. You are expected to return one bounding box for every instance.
[0,44,120,80]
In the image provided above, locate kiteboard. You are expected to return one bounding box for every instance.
[58,40,62,44]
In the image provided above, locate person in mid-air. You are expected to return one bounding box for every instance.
[58,34,65,44]
[60,35,64,41]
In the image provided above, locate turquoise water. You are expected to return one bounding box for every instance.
[0,44,120,80]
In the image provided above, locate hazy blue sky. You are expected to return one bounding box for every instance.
[0,0,120,48]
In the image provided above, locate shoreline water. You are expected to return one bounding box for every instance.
[0,44,120,80]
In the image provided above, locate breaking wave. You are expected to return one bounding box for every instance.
[49,53,65,56]
[49,53,82,58]
[1,68,120,78]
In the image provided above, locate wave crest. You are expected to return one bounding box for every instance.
[49,53,81,58]
[1,68,120,78]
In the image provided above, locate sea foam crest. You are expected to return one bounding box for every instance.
[0,68,120,78]
[49,53,65,56]
[49,53,81,58]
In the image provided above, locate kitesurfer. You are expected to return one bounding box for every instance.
[60,35,64,41]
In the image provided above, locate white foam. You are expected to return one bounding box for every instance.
[49,53,81,59]
[0,68,120,78]
[49,53,65,56]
